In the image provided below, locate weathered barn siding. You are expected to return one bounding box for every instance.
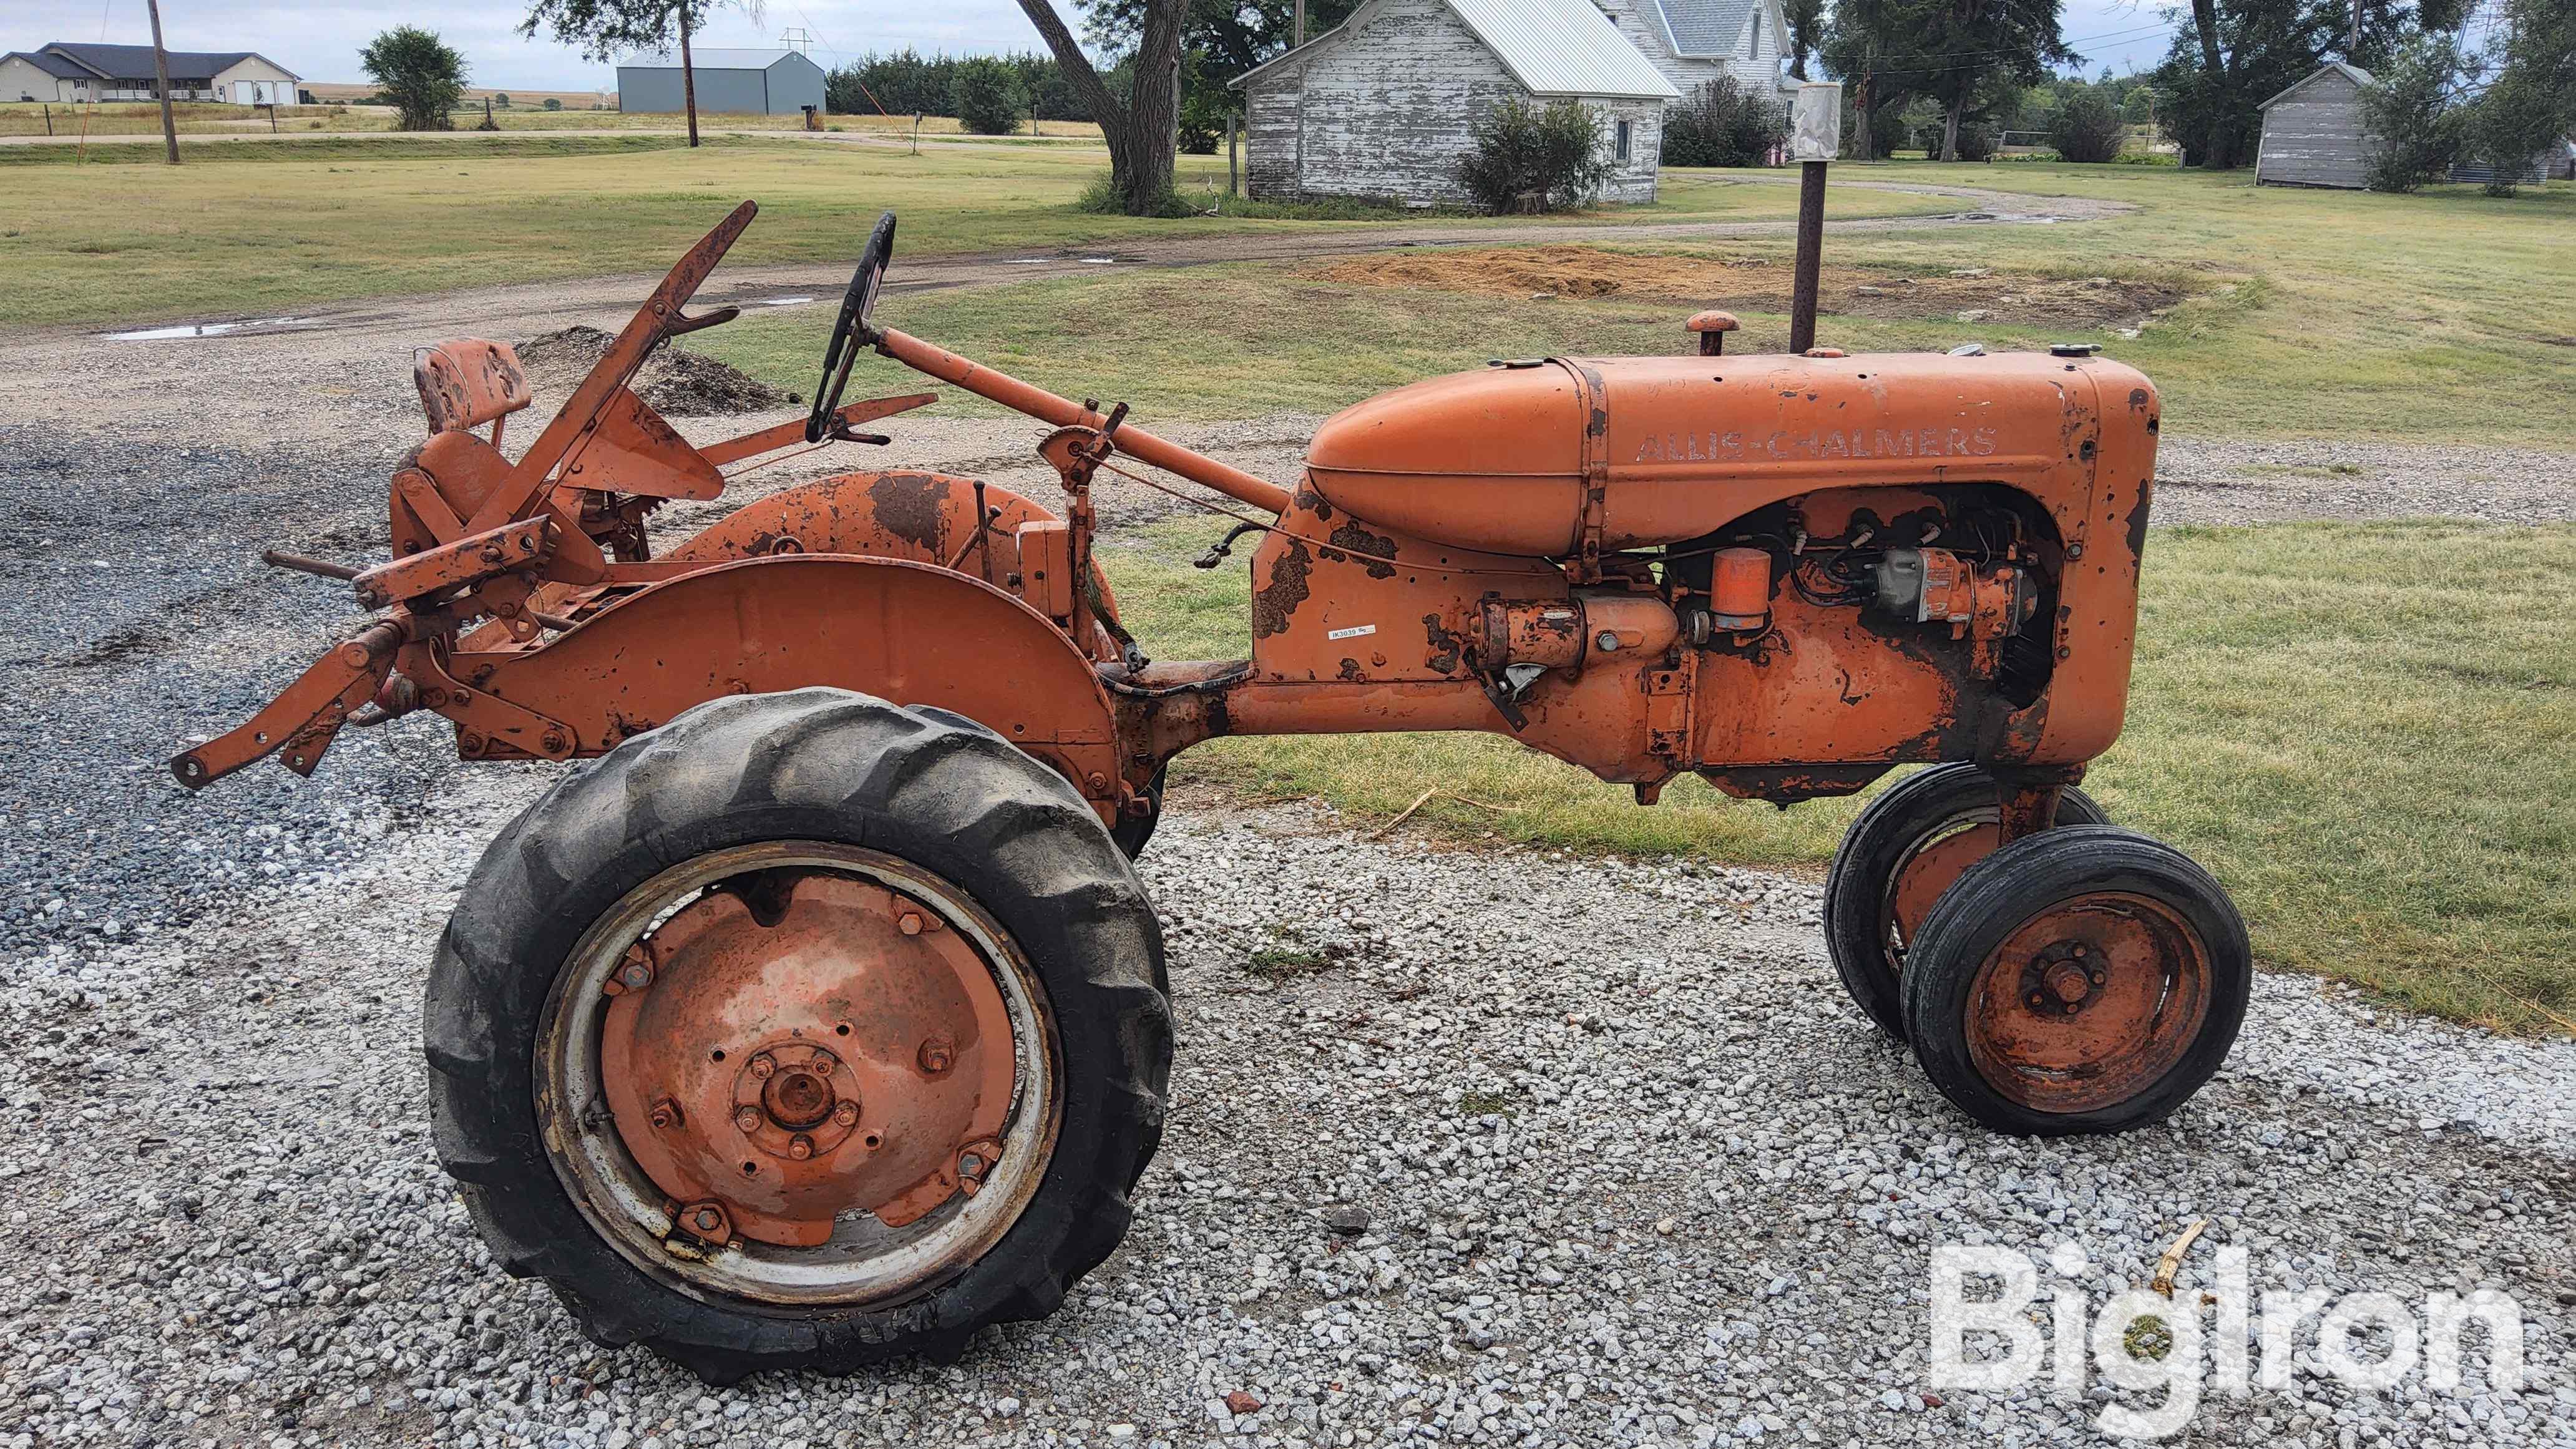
[1241,0,1665,205]
[2256,65,2371,189]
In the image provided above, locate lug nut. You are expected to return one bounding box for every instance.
[691,1208,722,1233]
[958,1151,984,1178]
[898,912,924,937]
[833,1100,860,1126]
[749,1054,776,1080]
[734,1106,762,1133]
[648,1097,683,1129]
[788,1134,814,1160]
[918,1038,955,1075]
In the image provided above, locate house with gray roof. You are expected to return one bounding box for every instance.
[1232,0,1682,206]
[1,41,297,104]
[1598,0,1800,107]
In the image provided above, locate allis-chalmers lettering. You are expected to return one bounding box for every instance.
[1634,426,2003,464]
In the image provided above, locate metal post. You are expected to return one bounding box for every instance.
[1227,113,1239,196]
[1295,0,1307,46]
[1786,82,1842,356]
[145,0,179,165]
[1790,161,1825,354]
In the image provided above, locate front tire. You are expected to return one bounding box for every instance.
[423,688,1171,1380]
[1898,826,2249,1136]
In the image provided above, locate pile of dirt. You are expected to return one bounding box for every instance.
[516,325,793,416]
[1304,246,2193,331]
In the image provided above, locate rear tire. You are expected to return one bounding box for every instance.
[423,688,1171,1380]
[1899,826,2249,1136]
[1822,764,2106,1039]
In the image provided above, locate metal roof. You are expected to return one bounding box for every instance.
[1238,0,1677,98]
[36,41,295,80]
[619,48,811,71]
[1647,0,1763,59]
[2256,60,2373,110]
[6,49,92,79]
[1449,0,1681,97]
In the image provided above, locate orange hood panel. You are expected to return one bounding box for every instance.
[1305,351,2135,556]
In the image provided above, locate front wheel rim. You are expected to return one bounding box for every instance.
[534,841,1061,1308]
[1961,891,2213,1113]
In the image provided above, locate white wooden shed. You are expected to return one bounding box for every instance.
[2255,61,2374,189]
[1232,0,1682,207]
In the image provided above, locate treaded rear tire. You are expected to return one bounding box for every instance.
[422,687,1172,1381]
[1822,763,2106,1040]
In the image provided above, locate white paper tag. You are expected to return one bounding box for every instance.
[1326,625,1377,641]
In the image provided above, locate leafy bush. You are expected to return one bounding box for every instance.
[2049,88,2127,162]
[1454,98,1612,213]
[543,97,563,111]
[951,57,1025,135]
[1664,76,1787,167]
[2359,36,2469,192]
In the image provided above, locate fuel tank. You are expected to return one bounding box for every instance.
[1302,351,2150,557]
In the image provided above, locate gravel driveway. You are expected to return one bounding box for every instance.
[3,265,2574,1445]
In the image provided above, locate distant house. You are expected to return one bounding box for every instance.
[1598,0,1800,108]
[1,41,297,104]
[615,48,826,116]
[1232,0,1682,207]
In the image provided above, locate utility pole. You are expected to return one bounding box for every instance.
[1295,0,1307,47]
[677,1,701,148]
[2347,0,2359,58]
[145,0,180,165]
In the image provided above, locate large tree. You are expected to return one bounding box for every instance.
[361,26,468,132]
[1824,0,2072,159]
[1017,0,1194,214]
[1078,0,1362,150]
[1782,0,1825,80]
[2150,0,2472,169]
[522,0,763,147]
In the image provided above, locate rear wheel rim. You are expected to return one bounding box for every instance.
[1961,891,2213,1113]
[535,841,1060,1308]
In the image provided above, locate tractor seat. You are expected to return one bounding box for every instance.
[415,338,532,437]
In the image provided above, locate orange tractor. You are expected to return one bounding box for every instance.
[175,204,2247,1379]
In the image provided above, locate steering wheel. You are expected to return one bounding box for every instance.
[806,210,897,443]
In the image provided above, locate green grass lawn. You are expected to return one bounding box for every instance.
[1094,519,2576,1035]
[0,139,1948,328]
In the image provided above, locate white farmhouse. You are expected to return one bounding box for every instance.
[1598,0,1802,108]
[1232,0,1682,207]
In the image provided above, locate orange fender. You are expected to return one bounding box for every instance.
[449,555,1128,817]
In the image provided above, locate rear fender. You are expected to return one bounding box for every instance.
[665,469,1125,623]
[447,555,1129,821]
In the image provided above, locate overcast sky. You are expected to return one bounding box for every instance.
[19,0,2183,92]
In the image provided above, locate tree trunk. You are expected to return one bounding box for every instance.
[145,0,178,165]
[1855,72,1871,160]
[2188,0,2236,168]
[1941,98,1962,162]
[1017,0,1184,215]
[678,2,700,149]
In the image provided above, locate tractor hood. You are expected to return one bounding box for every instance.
[1302,351,2144,557]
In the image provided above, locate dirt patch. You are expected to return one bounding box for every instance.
[1305,245,2194,331]
[516,324,793,416]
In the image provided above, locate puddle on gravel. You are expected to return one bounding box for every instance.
[103,316,320,341]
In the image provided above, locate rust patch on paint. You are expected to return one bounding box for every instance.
[1327,520,1399,580]
[867,472,950,551]
[1423,613,1463,674]
[1251,538,1313,640]
[2124,477,2155,560]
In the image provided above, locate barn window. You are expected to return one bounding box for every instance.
[1615,117,1632,162]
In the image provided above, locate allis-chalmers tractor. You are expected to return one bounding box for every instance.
[174,203,2248,1380]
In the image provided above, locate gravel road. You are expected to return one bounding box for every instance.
[3,250,2574,1445]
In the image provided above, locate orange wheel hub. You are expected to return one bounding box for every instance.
[1963,892,2213,1112]
[597,870,1018,1247]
